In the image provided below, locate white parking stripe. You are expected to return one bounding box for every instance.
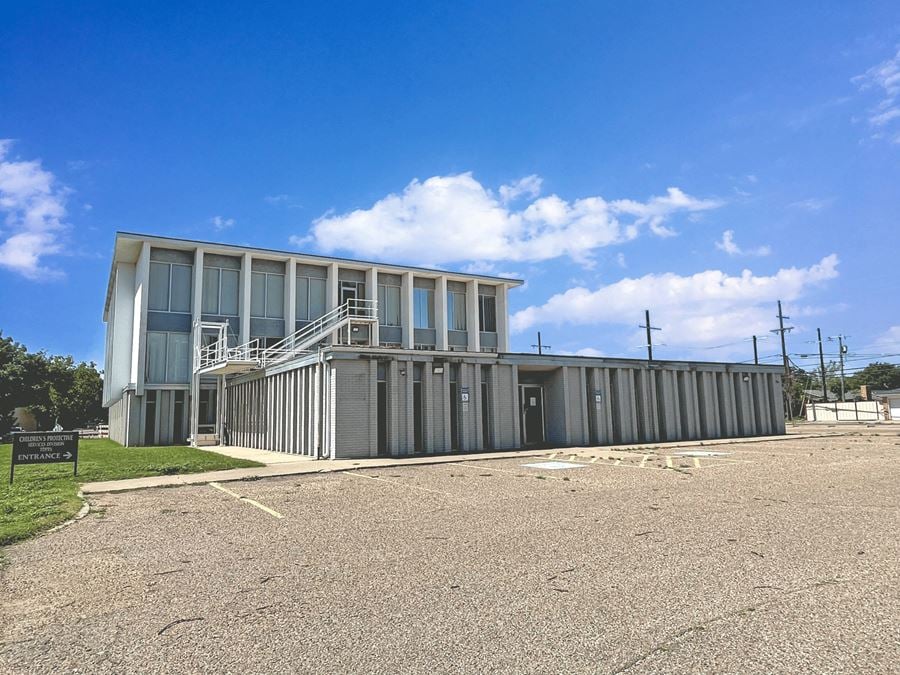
[209,482,284,519]
[344,471,458,497]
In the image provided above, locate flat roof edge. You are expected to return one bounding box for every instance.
[299,346,786,371]
[113,231,525,285]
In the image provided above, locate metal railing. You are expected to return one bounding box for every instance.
[194,299,378,372]
[260,298,377,366]
[196,337,261,372]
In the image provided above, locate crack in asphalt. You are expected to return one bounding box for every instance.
[611,578,843,674]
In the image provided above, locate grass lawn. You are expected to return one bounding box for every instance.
[0,439,262,548]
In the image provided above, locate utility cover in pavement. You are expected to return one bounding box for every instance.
[673,450,730,457]
[521,461,586,470]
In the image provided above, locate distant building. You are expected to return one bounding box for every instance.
[102,232,786,455]
[872,389,900,421]
[13,407,37,432]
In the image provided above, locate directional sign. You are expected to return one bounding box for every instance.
[10,431,79,483]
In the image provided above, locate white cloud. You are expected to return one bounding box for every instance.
[461,260,521,279]
[715,230,771,257]
[498,175,542,204]
[789,197,833,212]
[615,252,627,268]
[307,173,722,267]
[265,193,302,208]
[0,140,69,279]
[853,47,900,139]
[871,325,900,349]
[210,215,235,231]
[567,347,605,357]
[511,255,839,350]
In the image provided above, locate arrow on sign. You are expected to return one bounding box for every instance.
[63,452,72,459]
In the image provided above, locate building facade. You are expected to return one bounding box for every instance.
[103,232,786,454]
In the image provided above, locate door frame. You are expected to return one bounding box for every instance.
[340,281,360,305]
[519,384,546,446]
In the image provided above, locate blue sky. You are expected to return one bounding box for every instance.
[2,1,899,377]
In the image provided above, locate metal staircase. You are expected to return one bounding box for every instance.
[194,298,378,375]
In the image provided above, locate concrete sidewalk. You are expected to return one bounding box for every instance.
[80,432,836,494]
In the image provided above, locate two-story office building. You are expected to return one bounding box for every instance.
[103,232,786,455]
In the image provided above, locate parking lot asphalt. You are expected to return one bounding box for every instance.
[2,430,899,673]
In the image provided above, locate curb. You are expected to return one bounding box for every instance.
[44,490,92,537]
[80,431,846,495]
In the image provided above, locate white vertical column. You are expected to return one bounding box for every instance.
[435,275,448,351]
[401,272,414,349]
[190,248,204,446]
[579,367,590,445]
[497,284,510,352]
[389,360,400,455]
[423,362,434,452]
[191,248,204,324]
[286,259,296,339]
[561,366,572,445]
[466,280,480,353]
[326,262,339,344]
[240,252,252,344]
[369,359,379,456]
[440,368,452,452]
[511,365,521,447]
[132,242,151,395]
[404,359,414,454]
[366,267,380,346]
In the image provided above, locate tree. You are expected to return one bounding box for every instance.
[0,332,104,432]
[848,362,900,392]
[58,361,104,428]
[0,332,46,433]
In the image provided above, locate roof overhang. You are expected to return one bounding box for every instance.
[103,231,526,321]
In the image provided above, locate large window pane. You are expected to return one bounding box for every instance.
[166,333,191,383]
[220,269,239,315]
[250,272,266,317]
[170,264,192,313]
[479,295,497,332]
[148,262,170,311]
[145,332,167,383]
[202,268,220,314]
[309,278,326,319]
[296,277,310,320]
[414,288,434,329]
[266,274,285,318]
[449,291,467,331]
[378,285,401,326]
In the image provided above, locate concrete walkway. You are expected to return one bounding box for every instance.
[81,431,836,494]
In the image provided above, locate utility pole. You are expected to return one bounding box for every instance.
[744,335,768,365]
[770,300,792,377]
[770,300,795,420]
[639,309,661,362]
[828,334,849,402]
[816,328,827,401]
[531,331,551,355]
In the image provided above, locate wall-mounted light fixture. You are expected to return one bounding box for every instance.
[399,368,407,376]
[433,366,445,374]
[742,375,751,382]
